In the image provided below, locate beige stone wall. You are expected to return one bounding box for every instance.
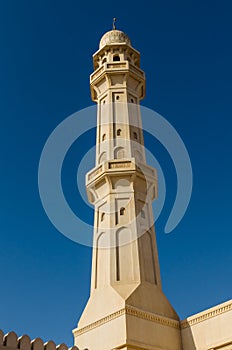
[181,300,232,350]
[0,330,77,350]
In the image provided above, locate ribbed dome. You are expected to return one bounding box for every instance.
[99,30,131,49]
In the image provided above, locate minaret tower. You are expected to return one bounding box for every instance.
[73,27,182,350]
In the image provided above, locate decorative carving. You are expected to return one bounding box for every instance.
[109,161,132,169]
[107,63,127,69]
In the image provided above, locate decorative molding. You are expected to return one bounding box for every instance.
[125,306,180,329]
[73,309,125,336]
[73,306,180,336]
[181,300,232,329]
[109,161,132,169]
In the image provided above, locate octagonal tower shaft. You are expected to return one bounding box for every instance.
[73,30,182,350]
[87,37,162,292]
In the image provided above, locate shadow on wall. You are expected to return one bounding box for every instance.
[181,324,197,350]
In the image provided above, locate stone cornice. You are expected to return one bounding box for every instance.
[73,309,125,336]
[73,306,180,336]
[181,299,232,329]
[125,306,180,329]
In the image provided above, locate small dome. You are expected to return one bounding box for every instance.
[99,30,131,49]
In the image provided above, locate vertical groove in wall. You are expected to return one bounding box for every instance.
[112,93,116,147]
[149,231,157,285]
[95,245,98,289]
[116,239,120,281]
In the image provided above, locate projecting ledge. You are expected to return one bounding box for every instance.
[86,159,136,184]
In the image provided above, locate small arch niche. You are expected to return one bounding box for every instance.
[133,131,138,140]
[102,133,106,141]
[117,129,122,136]
[120,207,126,216]
[113,55,120,62]
[102,57,107,64]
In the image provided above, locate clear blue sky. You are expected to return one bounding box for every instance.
[0,0,231,346]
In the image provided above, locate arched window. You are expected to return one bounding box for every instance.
[102,133,106,141]
[120,207,125,216]
[117,129,122,136]
[133,132,138,140]
[113,55,120,62]
[101,212,105,221]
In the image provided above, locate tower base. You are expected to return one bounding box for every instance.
[73,305,182,350]
[73,284,182,350]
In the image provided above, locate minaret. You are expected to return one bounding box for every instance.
[73,28,182,350]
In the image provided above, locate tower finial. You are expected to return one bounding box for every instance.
[113,17,116,30]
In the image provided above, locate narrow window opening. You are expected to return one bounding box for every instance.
[102,134,106,141]
[120,207,125,216]
[117,129,122,136]
[113,55,120,62]
[102,57,107,64]
[116,95,120,100]
[101,212,105,222]
[131,98,134,103]
[133,132,138,140]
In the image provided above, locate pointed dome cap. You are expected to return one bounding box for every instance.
[99,29,131,49]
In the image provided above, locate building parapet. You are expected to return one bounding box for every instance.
[180,299,232,329]
[0,330,78,350]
